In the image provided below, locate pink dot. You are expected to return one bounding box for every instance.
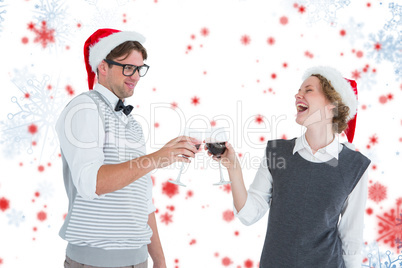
[222,257,232,266]
[22,37,29,44]
[280,16,288,25]
[340,29,346,36]
[356,51,364,58]
[38,165,44,172]
[379,95,387,104]
[37,211,47,221]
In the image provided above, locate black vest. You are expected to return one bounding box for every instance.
[260,139,370,268]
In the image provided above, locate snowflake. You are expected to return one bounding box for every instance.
[255,115,264,124]
[340,18,364,45]
[162,181,179,198]
[297,0,351,26]
[369,134,379,146]
[33,0,70,49]
[0,0,7,33]
[6,209,25,227]
[84,0,98,4]
[37,181,54,199]
[160,212,173,225]
[222,210,234,222]
[384,3,402,34]
[361,241,402,267]
[240,35,251,45]
[365,30,402,64]
[369,182,387,203]
[200,27,210,37]
[191,96,200,106]
[28,20,55,48]
[377,199,402,251]
[358,68,378,91]
[0,69,65,161]
[222,184,231,194]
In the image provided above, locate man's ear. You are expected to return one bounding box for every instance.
[98,60,108,76]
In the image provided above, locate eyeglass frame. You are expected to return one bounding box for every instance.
[103,59,150,77]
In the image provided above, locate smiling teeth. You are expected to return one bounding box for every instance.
[297,103,308,112]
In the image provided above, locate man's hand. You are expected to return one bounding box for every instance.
[150,136,201,169]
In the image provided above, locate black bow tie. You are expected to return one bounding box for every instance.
[115,99,133,116]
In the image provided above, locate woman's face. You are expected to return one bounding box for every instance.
[295,76,335,128]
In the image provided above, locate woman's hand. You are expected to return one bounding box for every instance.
[205,141,239,170]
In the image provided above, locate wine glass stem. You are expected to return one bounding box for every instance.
[218,160,224,182]
[177,162,185,182]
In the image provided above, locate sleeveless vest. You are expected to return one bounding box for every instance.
[260,139,370,267]
[61,90,153,250]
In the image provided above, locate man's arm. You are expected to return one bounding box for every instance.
[147,212,166,268]
[96,136,199,195]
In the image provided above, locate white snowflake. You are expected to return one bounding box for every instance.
[33,0,70,50]
[361,241,402,267]
[0,0,6,32]
[0,69,65,162]
[37,181,54,199]
[84,0,98,5]
[298,0,351,26]
[341,17,364,45]
[365,30,402,64]
[6,209,25,227]
[384,2,402,35]
[358,70,377,91]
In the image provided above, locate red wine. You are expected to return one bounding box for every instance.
[206,142,226,156]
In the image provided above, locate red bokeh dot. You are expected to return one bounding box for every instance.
[28,124,38,135]
[22,37,29,44]
[37,211,47,221]
[280,16,288,25]
[38,165,45,172]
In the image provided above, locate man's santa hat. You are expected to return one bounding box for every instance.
[84,28,146,90]
[302,66,358,143]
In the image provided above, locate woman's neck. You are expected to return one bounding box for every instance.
[305,124,335,154]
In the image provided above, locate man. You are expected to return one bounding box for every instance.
[56,28,198,268]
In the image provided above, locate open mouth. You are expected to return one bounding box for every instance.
[296,103,309,113]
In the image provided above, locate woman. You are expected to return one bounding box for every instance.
[210,66,371,267]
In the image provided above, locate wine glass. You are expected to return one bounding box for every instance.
[205,127,231,186]
[168,129,203,187]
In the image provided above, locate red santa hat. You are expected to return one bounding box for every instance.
[302,66,358,143]
[84,28,146,90]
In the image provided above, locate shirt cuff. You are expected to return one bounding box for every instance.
[343,253,362,268]
[234,195,259,226]
[77,160,104,200]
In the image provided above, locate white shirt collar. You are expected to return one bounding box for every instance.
[293,134,341,160]
[93,83,120,108]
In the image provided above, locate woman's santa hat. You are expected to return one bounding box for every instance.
[302,66,358,143]
[84,28,146,90]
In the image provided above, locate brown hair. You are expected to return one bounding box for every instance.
[106,40,147,63]
[311,74,350,133]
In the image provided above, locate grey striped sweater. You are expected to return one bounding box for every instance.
[59,89,153,266]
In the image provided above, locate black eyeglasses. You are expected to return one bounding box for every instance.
[104,59,149,77]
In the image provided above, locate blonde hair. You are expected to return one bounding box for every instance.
[311,74,350,133]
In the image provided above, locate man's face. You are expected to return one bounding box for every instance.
[103,50,144,100]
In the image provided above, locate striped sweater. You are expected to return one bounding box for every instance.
[58,89,154,267]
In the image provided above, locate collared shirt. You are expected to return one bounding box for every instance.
[56,84,153,212]
[235,135,368,268]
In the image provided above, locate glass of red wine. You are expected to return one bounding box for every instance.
[205,127,231,186]
[168,129,203,187]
